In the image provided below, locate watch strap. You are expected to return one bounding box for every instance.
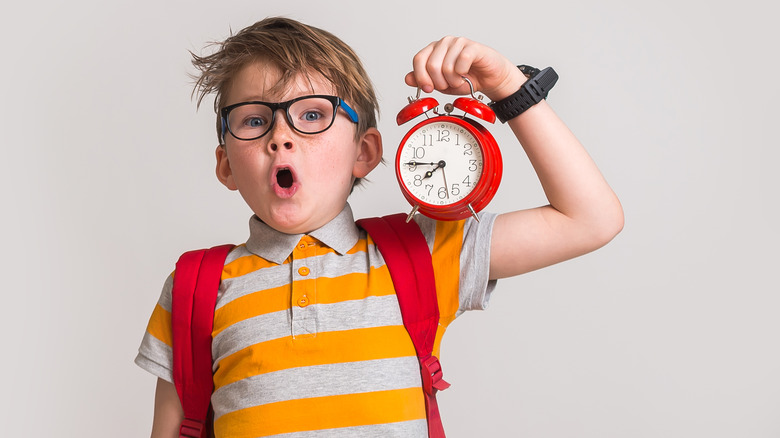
[489,65,558,123]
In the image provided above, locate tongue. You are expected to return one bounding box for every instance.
[277,169,293,188]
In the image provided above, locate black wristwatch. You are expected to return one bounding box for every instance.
[489,65,558,123]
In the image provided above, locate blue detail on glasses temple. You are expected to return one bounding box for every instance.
[339,99,359,124]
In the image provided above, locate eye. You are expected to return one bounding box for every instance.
[301,110,324,122]
[244,116,268,128]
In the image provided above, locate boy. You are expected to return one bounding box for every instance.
[136,16,623,438]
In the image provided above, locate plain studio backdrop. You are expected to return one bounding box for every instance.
[1,0,777,436]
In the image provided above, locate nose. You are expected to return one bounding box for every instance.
[267,109,295,153]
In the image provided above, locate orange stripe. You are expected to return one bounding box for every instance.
[345,236,369,255]
[431,220,464,357]
[222,239,370,281]
[315,266,395,303]
[222,251,282,280]
[214,325,416,389]
[213,283,291,337]
[146,304,172,347]
[212,266,394,337]
[214,387,425,437]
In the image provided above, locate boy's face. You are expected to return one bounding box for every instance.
[215,62,380,234]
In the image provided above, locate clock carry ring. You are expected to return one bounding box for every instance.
[408,76,478,102]
[462,76,478,99]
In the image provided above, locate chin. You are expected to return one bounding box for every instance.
[261,207,315,235]
[256,197,346,235]
[266,216,308,235]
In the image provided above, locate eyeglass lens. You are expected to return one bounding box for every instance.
[226,97,337,140]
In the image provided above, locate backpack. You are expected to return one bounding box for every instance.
[171,213,450,438]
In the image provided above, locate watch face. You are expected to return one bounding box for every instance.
[397,120,484,207]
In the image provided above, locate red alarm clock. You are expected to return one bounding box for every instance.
[395,78,503,221]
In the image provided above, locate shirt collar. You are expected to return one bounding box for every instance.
[245,204,360,264]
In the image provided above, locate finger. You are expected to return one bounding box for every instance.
[452,42,482,87]
[427,37,469,94]
[411,42,436,93]
[440,37,473,92]
[423,37,455,92]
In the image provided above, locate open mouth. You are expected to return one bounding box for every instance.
[276,168,294,188]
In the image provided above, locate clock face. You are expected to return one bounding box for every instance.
[397,120,484,207]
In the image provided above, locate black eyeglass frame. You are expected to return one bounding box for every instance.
[219,95,359,144]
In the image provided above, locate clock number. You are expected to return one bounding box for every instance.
[437,129,450,142]
[463,143,473,155]
[412,147,425,159]
[438,186,448,199]
[454,134,461,146]
[422,134,433,147]
[469,159,478,172]
[462,175,472,187]
[413,175,423,187]
[451,183,460,196]
[425,184,433,196]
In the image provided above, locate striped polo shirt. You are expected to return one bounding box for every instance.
[136,204,496,437]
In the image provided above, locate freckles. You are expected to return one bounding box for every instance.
[230,147,270,182]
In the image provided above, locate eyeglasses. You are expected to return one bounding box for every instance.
[220,95,359,143]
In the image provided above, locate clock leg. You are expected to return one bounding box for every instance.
[406,204,420,223]
[467,204,480,222]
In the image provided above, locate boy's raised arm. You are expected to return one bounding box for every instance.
[406,37,624,280]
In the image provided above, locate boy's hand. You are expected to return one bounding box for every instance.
[405,37,526,102]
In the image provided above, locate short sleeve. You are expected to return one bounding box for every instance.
[414,211,498,319]
[134,274,175,383]
[457,211,498,312]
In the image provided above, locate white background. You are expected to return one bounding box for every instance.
[1,0,778,436]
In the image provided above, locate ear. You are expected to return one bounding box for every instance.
[215,145,238,190]
[353,128,383,178]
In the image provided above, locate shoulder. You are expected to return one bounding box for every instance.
[412,211,498,251]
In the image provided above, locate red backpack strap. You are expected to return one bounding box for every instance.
[356,214,450,438]
[171,244,234,438]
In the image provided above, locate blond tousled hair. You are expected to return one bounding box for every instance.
[191,17,379,144]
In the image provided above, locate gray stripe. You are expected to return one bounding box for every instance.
[217,263,292,309]
[212,294,404,364]
[267,420,428,438]
[459,213,498,312]
[412,214,437,251]
[216,248,386,309]
[156,274,174,312]
[211,356,422,419]
[135,332,173,382]
[308,248,387,278]
[224,244,250,264]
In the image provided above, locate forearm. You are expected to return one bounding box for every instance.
[507,99,623,238]
[486,72,623,279]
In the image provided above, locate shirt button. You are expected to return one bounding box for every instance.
[298,295,310,307]
[298,267,310,276]
[298,243,306,250]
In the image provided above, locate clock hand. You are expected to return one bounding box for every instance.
[441,167,450,199]
[403,161,438,167]
[422,160,447,179]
